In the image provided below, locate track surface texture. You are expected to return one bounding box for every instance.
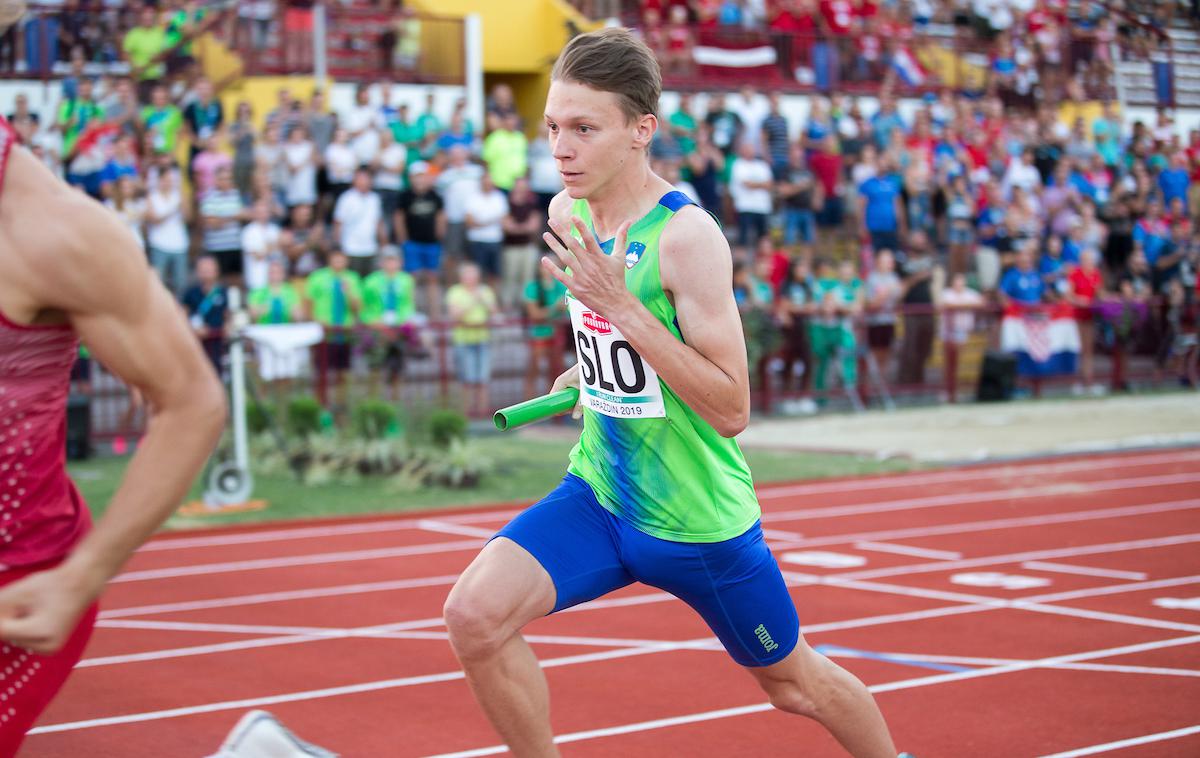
[25,448,1200,757]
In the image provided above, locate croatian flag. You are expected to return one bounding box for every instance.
[1000,303,1081,377]
[891,47,928,88]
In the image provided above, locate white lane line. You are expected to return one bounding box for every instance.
[424,635,1200,758]
[764,472,1200,523]
[1028,574,1200,604]
[752,449,1200,501]
[113,539,482,583]
[855,542,962,560]
[34,639,721,734]
[760,528,806,541]
[99,574,462,619]
[1021,561,1148,581]
[1039,724,1200,757]
[835,651,1200,678]
[1013,602,1200,634]
[132,449,1200,552]
[116,494,1200,587]
[416,520,496,539]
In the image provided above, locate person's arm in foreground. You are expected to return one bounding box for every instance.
[0,162,226,653]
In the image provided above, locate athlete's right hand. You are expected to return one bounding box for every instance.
[0,564,99,654]
[550,364,583,420]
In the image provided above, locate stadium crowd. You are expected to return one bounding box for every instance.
[2,0,1198,419]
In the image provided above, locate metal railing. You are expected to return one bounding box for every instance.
[77,297,1183,445]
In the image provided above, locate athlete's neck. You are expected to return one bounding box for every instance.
[584,160,672,242]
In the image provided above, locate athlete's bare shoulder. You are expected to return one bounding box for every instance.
[0,146,149,320]
[659,203,731,293]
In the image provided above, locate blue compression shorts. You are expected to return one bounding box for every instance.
[493,473,800,667]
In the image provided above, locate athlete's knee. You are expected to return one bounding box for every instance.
[764,677,824,718]
[758,649,836,719]
[443,584,516,662]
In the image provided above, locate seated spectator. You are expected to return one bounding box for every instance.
[446,262,498,418]
[333,167,386,278]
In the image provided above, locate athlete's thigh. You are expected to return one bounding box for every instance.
[625,521,799,668]
[447,535,559,633]
[490,474,635,614]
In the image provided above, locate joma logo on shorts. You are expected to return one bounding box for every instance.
[581,311,612,335]
[754,624,778,652]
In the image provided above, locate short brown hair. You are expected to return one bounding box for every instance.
[0,0,26,32]
[551,28,661,124]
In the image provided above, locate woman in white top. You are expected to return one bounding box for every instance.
[323,128,358,220]
[145,170,191,295]
[105,175,147,252]
[373,128,408,238]
[254,122,289,202]
[283,122,318,208]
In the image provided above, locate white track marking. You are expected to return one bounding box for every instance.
[855,542,962,560]
[130,450,1199,553]
[113,497,1200,587]
[1021,561,1148,581]
[99,574,461,619]
[425,635,1200,758]
[416,520,496,539]
[1039,724,1200,757]
[1013,602,1200,634]
[113,539,482,583]
[764,472,1200,523]
[1028,574,1200,604]
[829,650,1200,678]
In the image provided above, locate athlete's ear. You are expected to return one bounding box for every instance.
[632,113,657,151]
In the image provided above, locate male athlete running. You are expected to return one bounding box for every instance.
[0,3,225,751]
[444,28,903,757]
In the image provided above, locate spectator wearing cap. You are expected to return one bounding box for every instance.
[333,167,387,278]
[395,161,446,317]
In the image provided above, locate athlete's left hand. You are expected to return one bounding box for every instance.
[542,216,635,319]
[0,564,100,654]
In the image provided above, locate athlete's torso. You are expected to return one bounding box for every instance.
[0,115,92,569]
[565,191,760,543]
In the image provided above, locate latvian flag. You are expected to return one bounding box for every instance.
[890,46,929,88]
[1000,302,1081,378]
[692,34,780,83]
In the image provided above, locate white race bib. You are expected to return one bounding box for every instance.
[568,298,666,419]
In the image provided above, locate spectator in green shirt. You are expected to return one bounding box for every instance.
[362,250,421,400]
[522,264,568,401]
[305,250,363,408]
[57,77,104,161]
[481,112,528,191]
[140,85,184,155]
[415,90,442,157]
[123,5,168,98]
[669,93,698,157]
[249,260,303,325]
[445,262,498,418]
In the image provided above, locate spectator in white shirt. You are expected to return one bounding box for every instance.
[283,122,318,208]
[145,170,191,295]
[333,167,386,277]
[1002,148,1042,200]
[729,140,775,247]
[343,83,381,165]
[241,200,285,291]
[373,128,408,240]
[437,145,486,261]
[464,172,510,288]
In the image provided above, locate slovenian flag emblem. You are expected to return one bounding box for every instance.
[625,241,646,269]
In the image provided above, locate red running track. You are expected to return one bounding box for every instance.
[23,448,1200,757]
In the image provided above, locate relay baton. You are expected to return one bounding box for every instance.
[493,388,580,431]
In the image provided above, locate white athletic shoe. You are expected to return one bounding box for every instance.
[206,710,339,758]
